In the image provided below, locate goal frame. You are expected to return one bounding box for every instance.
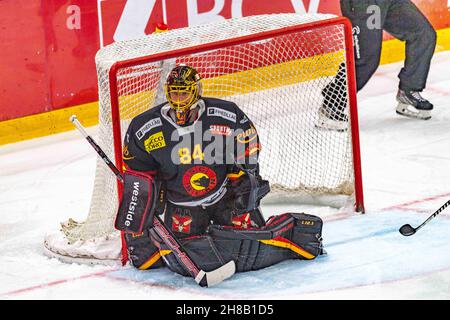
[107,16,365,262]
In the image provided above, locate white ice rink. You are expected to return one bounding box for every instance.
[1,51,450,300]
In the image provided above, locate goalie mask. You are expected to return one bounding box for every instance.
[165,65,202,125]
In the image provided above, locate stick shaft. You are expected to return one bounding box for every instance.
[416,199,450,231]
[71,115,124,183]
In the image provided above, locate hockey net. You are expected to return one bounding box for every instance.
[44,13,363,264]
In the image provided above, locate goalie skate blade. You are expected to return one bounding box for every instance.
[315,114,348,132]
[195,260,236,287]
[396,103,431,120]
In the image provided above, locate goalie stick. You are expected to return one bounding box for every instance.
[399,199,450,236]
[70,115,236,287]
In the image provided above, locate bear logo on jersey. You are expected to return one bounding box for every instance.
[182,166,218,197]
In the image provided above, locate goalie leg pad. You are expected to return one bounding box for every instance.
[148,213,323,277]
[208,213,324,272]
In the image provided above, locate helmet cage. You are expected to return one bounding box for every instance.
[164,65,202,125]
[165,83,200,110]
[165,83,200,124]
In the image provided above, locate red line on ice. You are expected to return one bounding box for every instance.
[0,269,115,297]
[380,192,450,211]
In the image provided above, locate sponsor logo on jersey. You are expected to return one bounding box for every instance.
[122,144,135,160]
[136,117,162,140]
[352,26,361,59]
[240,116,249,124]
[246,142,262,156]
[171,214,193,234]
[144,131,166,153]
[236,141,262,162]
[209,125,232,136]
[207,107,236,123]
[236,125,257,144]
[182,166,218,197]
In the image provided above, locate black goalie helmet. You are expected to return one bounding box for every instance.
[164,65,202,125]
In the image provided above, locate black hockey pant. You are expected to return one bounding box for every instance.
[340,0,436,92]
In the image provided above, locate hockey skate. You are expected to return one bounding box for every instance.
[396,89,433,120]
[316,108,348,132]
[315,67,349,132]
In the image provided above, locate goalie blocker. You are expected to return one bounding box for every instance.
[115,170,159,234]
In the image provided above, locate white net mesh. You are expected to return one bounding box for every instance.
[45,13,360,261]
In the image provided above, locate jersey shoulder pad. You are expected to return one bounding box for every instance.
[203,97,239,123]
[203,97,237,110]
[129,104,166,141]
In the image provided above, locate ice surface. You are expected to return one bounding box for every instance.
[1,52,450,299]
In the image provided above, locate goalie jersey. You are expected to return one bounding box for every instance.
[122,97,261,207]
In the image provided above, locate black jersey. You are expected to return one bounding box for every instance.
[123,97,260,206]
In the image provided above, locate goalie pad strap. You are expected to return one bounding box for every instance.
[115,170,157,234]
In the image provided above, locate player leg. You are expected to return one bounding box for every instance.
[382,0,436,120]
[317,0,387,131]
[343,0,389,91]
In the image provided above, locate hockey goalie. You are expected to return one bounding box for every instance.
[115,64,325,279]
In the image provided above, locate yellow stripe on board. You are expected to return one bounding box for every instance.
[0,101,99,146]
[1,27,449,146]
[203,51,344,97]
[380,27,450,65]
[115,51,344,121]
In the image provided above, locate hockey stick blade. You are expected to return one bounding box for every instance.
[195,260,236,287]
[399,224,416,236]
[399,199,450,237]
